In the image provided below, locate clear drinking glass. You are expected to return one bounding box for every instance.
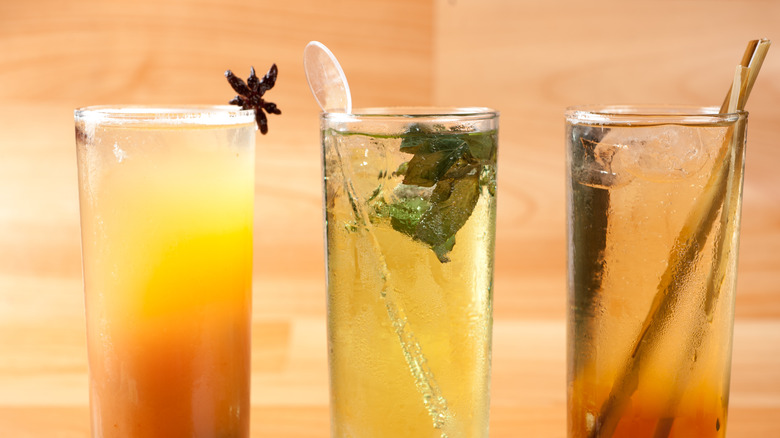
[565,105,748,438]
[322,107,499,438]
[75,106,256,438]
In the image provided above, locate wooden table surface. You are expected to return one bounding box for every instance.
[1,0,779,436]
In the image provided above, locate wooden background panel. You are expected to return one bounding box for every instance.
[1,0,779,436]
[0,0,435,284]
[435,0,780,320]
[0,0,434,436]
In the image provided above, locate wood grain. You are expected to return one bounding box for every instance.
[1,0,778,436]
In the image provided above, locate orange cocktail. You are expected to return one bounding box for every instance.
[75,106,255,438]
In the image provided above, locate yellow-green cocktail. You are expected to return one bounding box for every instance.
[322,108,498,438]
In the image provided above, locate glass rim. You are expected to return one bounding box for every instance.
[74,105,256,125]
[322,106,499,121]
[565,104,747,125]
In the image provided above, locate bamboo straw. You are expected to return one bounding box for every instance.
[589,39,770,438]
[720,39,758,111]
[650,43,768,438]
[728,66,747,113]
[651,66,748,438]
[738,40,771,109]
[720,38,771,112]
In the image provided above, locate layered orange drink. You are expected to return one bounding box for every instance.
[75,106,255,438]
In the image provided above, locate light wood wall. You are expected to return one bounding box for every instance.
[1,0,778,436]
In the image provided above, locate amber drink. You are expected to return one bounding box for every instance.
[566,106,748,438]
[75,106,255,438]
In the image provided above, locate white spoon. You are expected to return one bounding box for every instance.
[303,41,352,113]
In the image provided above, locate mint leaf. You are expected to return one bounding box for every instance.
[403,140,469,187]
[432,235,457,263]
[414,175,481,262]
[400,124,472,187]
[464,131,497,160]
[398,124,433,154]
[374,196,430,237]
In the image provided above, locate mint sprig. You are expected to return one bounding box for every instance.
[377,124,496,262]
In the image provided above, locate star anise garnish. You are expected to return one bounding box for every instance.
[225,64,281,134]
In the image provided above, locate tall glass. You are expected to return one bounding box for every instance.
[75,106,256,438]
[322,107,498,438]
[566,106,748,438]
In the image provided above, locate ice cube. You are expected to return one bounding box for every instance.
[606,125,716,183]
[572,131,635,190]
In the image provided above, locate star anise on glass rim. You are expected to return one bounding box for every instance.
[225,64,281,134]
